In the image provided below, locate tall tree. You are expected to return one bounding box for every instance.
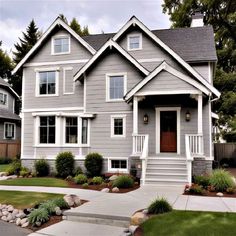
[70,17,89,36]
[0,41,13,79]
[162,0,236,141]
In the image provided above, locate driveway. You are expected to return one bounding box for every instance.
[0,220,32,236]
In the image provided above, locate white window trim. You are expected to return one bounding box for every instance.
[106,73,127,102]
[63,67,74,95]
[108,157,128,172]
[0,91,8,108]
[35,68,59,97]
[127,33,142,51]
[155,107,181,154]
[4,122,16,140]
[51,34,71,55]
[111,115,126,138]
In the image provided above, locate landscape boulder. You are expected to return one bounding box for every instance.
[130,212,148,225]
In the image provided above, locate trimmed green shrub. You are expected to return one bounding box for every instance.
[92,176,103,185]
[82,183,89,189]
[39,201,57,215]
[148,197,172,214]
[34,159,49,177]
[28,208,49,225]
[20,167,30,177]
[56,152,74,178]
[209,169,235,192]
[193,175,210,189]
[112,175,134,188]
[52,198,69,209]
[6,160,21,175]
[84,153,103,177]
[74,174,88,184]
[73,166,83,176]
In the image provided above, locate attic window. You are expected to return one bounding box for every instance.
[0,92,7,106]
[127,34,142,51]
[52,35,70,54]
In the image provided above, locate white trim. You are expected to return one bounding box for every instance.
[108,157,128,173]
[106,73,127,102]
[209,101,213,160]
[110,115,126,138]
[34,67,60,72]
[84,73,87,113]
[136,90,200,96]
[208,62,213,84]
[113,16,220,98]
[74,39,149,81]
[3,122,16,140]
[197,94,203,134]
[127,33,142,51]
[211,112,219,119]
[63,67,74,95]
[133,96,138,134]
[138,58,164,63]
[12,17,96,74]
[95,111,132,114]
[0,90,8,108]
[125,61,210,101]
[24,59,89,67]
[51,34,71,55]
[155,107,181,154]
[21,113,24,158]
[35,69,59,97]
[23,107,84,113]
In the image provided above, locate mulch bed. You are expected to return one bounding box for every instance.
[184,191,236,198]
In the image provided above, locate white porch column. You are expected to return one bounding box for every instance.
[133,96,138,134]
[198,93,203,134]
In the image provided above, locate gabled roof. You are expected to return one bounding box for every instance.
[112,16,220,98]
[124,61,213,101]
[0,77,19,99]
[74,39,149,81]
[12,17,96,75]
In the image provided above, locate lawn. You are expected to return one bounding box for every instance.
[0,164,10,172]
[141,210,236,236]
[0,177,69,187]
[0,190,63,209]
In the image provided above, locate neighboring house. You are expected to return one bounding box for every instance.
[13,14,220,185]
[0,78,21,158]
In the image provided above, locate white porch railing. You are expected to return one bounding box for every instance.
[185,134,204,184]
[133,134,149,185]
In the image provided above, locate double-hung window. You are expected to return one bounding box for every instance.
[65,117,78,144]
[0,92,7,106]
[128,34,142,50]
[106,74,127,101]
[4,123,15,139]
[81,118,88,144]
[38,71,57,96]
[52,36,70,54]
[39,116,55,144]
[111,115,126,138]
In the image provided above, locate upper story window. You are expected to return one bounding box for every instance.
[0,92,7,106]
[39,116,55,144]
[127,34,142,51]
[52,35,70,55]
[4,123,15,139]
[106,73,127,102]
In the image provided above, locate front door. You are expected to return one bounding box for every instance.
[160,111,177,152]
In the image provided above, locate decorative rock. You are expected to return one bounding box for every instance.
[130,212,148,226]
[35,221,41,227]
[216,192,224,197]
[55,207,62,216]
[112,187,119,193]
[12,209,19,215]
[129,225,138,234]
[20,218,28,225]
[63,194,81,207]
[22,222,29,228]
[101,188,110,193]
[2,211,9,216]
[6,214,13,222]
[0,212,2,217]
[16,218,21,226]
[0,172,7,177]
[1,216,7,221]
[7,206,14,212]
[16,212,26,219]
[9,220,15,223]
[108,175,118,181]
[7,175,17,180]
[142,209,148,214]
[72,195,81,206]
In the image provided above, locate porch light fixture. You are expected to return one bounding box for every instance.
[143,114,148,124]
[185,111,191,122]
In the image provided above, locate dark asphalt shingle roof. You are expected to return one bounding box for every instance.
[82,26,217,62]
[0,108,21,121]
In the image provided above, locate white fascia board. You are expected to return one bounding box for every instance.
[211,112,219,119]
[74,39,149,81]
[12,18,96,75]
[113,16,221,98]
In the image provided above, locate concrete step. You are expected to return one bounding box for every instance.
[146,167,187,174]
[147,163,187,168]
[144,178,188,185]
[147,159,186,165]
[145,172,188,180]
[63,211,130,228]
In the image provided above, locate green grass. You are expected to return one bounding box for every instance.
[0,177,69,187]
[142,210,236,236]
[0,190,63,209]
[0,164,10,172]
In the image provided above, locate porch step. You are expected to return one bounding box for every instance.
[146,167,187,174]
[144,178,188,186]
[145,173,188,180]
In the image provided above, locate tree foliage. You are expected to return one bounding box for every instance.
[162,0,236,141]
[0,41,13,79]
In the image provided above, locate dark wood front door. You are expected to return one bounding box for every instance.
[160,111,177,152]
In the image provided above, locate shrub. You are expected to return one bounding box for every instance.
[28,208,49,225]
[188,184,205,195]
[193,175,210,189]
[148,197,172,214]
[65,175,73,182]
[84,153,103,177]
[74,174,88,184]
[52,198,69,209]
[209,169,235,192]
[82,183,89,189]
[6,160,21,175]
[226,187,236,194]
[39,201,57,215]
[56,152,74,178]
[92,176,104,185]
[112,175,134,188]
[34,159,49,177]
[73,166,83,176]
[20,167,30,177]
[0,157,12,164]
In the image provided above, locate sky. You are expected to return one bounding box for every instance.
[0,0,170,55]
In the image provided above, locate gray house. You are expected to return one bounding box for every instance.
[13,15,220,185]
[0,78,21,158]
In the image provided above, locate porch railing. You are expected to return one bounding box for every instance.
[132,134,146,155]
[185,134,204,184]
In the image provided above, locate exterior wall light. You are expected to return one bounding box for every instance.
[185,111,191,122]
[143,114,148,124]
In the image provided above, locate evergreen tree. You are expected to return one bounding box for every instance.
[0,41,13,79]
[69,17,89,36]
[59,14,68,24]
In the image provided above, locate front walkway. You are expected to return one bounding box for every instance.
[0,185,236,236]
